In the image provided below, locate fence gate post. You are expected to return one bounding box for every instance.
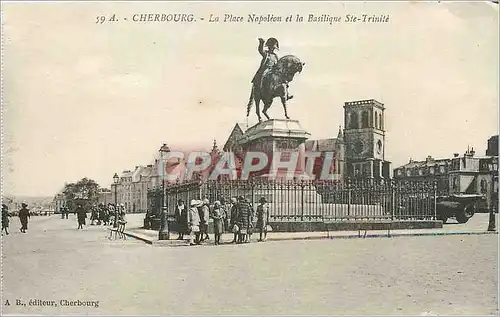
[251,182,255,210]
[433,180,437,221]
[391,181,395,221]
[347,180,351,217]
[300,182,305,221]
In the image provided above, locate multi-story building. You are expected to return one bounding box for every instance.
[131,165,153,213]
[394,138,499,211]
[117,169,133,212]
[393,156,451,193]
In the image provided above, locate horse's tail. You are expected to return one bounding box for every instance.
[246,85,254,117]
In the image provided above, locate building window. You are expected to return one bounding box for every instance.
[379,113,383,130]
[406,169,411,177]
[439,166,445,173]
[453,177,459,191]
[480,179,488,194]
[430,167,435,174]
[419,169,423,176]
[362,111,369,128]
[349,111,359,129]
[375,112,378,129]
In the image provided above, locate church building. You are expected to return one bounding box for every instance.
[343,99,392,180]
[220,98,392,182]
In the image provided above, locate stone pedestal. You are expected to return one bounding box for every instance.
[237,119,311,178]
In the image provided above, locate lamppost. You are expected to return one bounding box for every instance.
[487,160,497,231]
[113,173,119,228]
[158,144,170,240]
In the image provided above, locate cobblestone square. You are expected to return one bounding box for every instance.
[1,215,498,316]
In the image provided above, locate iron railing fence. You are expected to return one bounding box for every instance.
[147,179,438,222]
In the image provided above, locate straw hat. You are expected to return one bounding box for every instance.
[190,199,198,206]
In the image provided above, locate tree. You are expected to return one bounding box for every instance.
[62,178,100,211]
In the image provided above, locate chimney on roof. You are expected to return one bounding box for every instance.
[453,153,459,157]
[426,155,433,162]
[470,147,475,156]
[147,164,153,168]
[409,157,413,163]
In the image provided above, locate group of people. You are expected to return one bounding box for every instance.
[87,203,125,227]
[2,203,31,235]
[75,203,126,230]
[174,196,271,246]
[1,201,128,234]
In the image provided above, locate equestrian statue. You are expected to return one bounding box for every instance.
[246,37,305,122]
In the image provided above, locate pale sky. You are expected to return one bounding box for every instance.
[2,1,498,196]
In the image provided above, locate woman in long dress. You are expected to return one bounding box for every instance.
[187,200,201,245]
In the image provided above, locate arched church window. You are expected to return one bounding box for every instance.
[350,111,359,129]
[362,111,369,128]
[375,112,378,129]
[380,113,384,130]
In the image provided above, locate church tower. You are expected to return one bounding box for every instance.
[343,99,391,180]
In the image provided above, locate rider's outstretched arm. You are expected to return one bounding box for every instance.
[258,38,265,57]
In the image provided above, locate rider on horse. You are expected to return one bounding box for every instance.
[248,37,293,116]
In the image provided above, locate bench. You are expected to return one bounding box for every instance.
[322,217,393,238]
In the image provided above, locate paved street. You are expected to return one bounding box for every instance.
[1,214,498,316]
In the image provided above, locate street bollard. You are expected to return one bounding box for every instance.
[487,208,496,232]
[158,207,170,240]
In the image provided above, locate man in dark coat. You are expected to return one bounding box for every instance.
[236,196,251,244]
[19,203,30,233]
[2,204,10,235]
[75,204,87,229]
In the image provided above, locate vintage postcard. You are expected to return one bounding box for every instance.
[1,1,499,316]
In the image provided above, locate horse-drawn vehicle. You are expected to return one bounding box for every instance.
[436,194,485,224]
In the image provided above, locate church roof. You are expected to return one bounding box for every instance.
[305,138,340,152]
[223,123,245,151]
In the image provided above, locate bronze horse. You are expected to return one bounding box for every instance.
[246,55,305,121]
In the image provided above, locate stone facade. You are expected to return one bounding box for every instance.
[343,99,391,180]
[393,156,451,193]
[394,145,499,211]
[223,119,311,179]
